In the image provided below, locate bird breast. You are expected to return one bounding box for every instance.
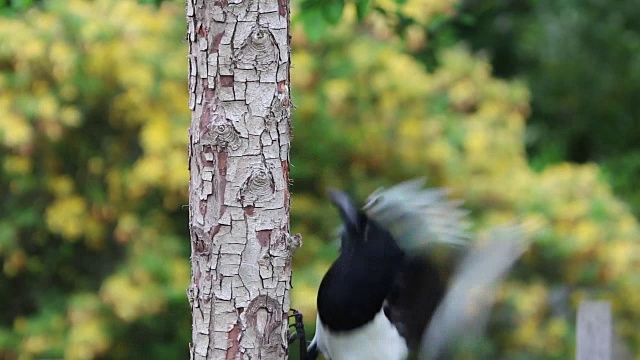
[313,310,409,360]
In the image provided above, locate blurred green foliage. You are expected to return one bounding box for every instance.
[414,0,640,217]
[0,0,190,358]
[289,4,640,357]
[0,0,639,359]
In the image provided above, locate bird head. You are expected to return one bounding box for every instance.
[328,189,404,261]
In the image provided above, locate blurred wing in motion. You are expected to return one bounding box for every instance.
[419,224,531,360]
[363,178,471,250]
[362,178,473,354]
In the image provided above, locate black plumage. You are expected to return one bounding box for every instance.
[316,190,405,332]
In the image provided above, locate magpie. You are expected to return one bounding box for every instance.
[306,179,529,360]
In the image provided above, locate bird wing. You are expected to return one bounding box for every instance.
[362,178,472,353]
[419,224,530,360]
[363,178,471,251]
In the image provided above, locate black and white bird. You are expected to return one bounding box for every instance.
[306,179,529,360]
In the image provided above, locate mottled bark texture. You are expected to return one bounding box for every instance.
[186,0,293,358]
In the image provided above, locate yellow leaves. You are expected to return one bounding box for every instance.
[372,50,432,97]
[400,0,456,26]
[0,0,192,357]
[32,12,60,36]
[66,294,110,360]
[114,213,140,243]
[132,155,165,187]
[59,106,82,127]
[66,320,110,360]
[22,38,46,61]
[324,78,352,113]
[0,113,33,148]
[45,194,104,251]
[136,116,188,194]
[398,118,424,142]
[527,317,570,356]
[514,283,548,316]
[47,176,75,197]
[120,63,154,94]
[425,139,454,165]
[433,48,479,85]
[292,50,315,89]
[168,258,190,296]
[49,42,76,82]
[0,18,22,49]
[165,149,189,190]
[366,10,396,40]
[100,272,164,322]
[501,283,554,351]
[110,1,140,28]
[60,84,79,102]
[603,241,634,278]
[84,42,119,79]
[538,164,609,221]
[140,119,171,154]
[573,220,600,247]
[464,128,488,156]
[546,317,569,343]
[617,214,637,236]
[396,119,450,168]
[3,155,32,175]
[14,313,66,358]
[349,41,380,70]
[46,196,88,241]
[405,25,428,52]
[450,79,478,111]
[21,334,52,356]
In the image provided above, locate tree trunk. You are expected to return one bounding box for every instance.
[186,0,293,358]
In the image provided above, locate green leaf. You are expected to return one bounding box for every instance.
[428,13,451,31]
[299,0,343,29]
[322,0,345,25]
[355,0,371,22]
[10,0,34,10]
[459,13,476,26]
[300,7,330,42]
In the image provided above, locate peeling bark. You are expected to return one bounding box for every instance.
[186,0,293,358]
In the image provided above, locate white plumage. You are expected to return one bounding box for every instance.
[310,310,408,360]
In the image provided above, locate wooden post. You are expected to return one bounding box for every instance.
[577,301,612,360]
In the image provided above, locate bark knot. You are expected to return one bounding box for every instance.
[202,120,241,151]
[238,166,275,205]
[235,26,278,72]
[245,295,284,348]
